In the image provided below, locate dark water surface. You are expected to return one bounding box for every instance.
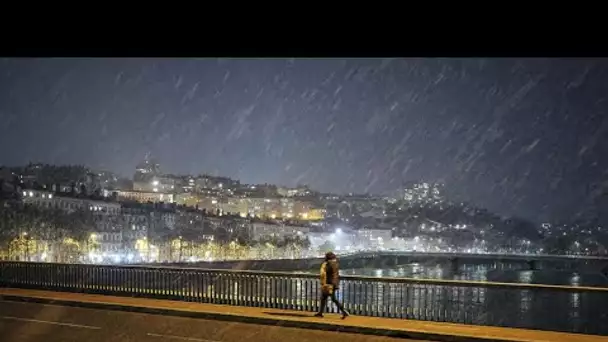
[343,262,608,287]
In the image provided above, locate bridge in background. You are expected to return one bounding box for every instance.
[1,261,607,339]
[342,251,608,274]
[158,251,608,275]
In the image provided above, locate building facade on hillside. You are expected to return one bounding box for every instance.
[204,216,251,242]
[133,174,176,193]
[322,195,380,220]
[110,190,174,204]
[277,186,311,197]
[90,206,177,263]
[92,224,124,259]
[135,158,161,177]
[175,193,220,212]
[356,229,393,250]
[94,171,119,191]
[22,190,121,214]
[305,228,392,252]
[175,193,325,221]
[217,197,325,221]
[199,175,238,191]
[249,221,310,241]
[306,231,355,252]
[388,182,445,206]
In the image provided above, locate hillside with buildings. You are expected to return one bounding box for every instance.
[1,158,607,264]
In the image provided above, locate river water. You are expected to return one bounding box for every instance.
[331,263,608,336]
[342,262,608,287]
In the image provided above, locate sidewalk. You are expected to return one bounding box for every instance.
[0,288,605,342]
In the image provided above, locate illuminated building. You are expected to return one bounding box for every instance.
[356,229,393,250]
[175,193,220,212]
[389,182,445,207]
[112,189,174,204]
[277,186,311,197]
[214,197,324,220]
[133,175,176,193]
[249,221,310,240]
[22,190,121,214]
[134,157,161,176]
[305,208,326,220]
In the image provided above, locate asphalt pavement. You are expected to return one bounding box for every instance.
[0,300,427,342]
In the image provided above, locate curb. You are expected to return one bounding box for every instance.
[0,293,519,342]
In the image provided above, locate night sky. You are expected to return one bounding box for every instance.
[1,58,607,223]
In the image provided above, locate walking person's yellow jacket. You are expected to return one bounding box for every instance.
[319,259,339,295]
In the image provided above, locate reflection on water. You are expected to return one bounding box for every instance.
[518,270,532,283]
[571,273,580,286]
[367,263,446,279]
[344,263,608,287]
[336,263,608,336]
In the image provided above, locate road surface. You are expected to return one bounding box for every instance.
[0,300,427,342]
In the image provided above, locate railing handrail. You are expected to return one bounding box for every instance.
[2,261,608,293]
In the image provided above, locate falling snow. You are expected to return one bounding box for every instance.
[0,58,607,226]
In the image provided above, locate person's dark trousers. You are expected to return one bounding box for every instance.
[318,290,347,315]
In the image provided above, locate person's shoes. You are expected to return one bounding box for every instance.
[341,311,350,319]
[314,313,324,318]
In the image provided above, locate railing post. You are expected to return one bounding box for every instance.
[449,257,460,274]
[0,262,5,288]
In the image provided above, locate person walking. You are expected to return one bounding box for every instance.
[314,251,349,319]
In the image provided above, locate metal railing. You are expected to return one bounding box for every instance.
[1,261,607,336]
